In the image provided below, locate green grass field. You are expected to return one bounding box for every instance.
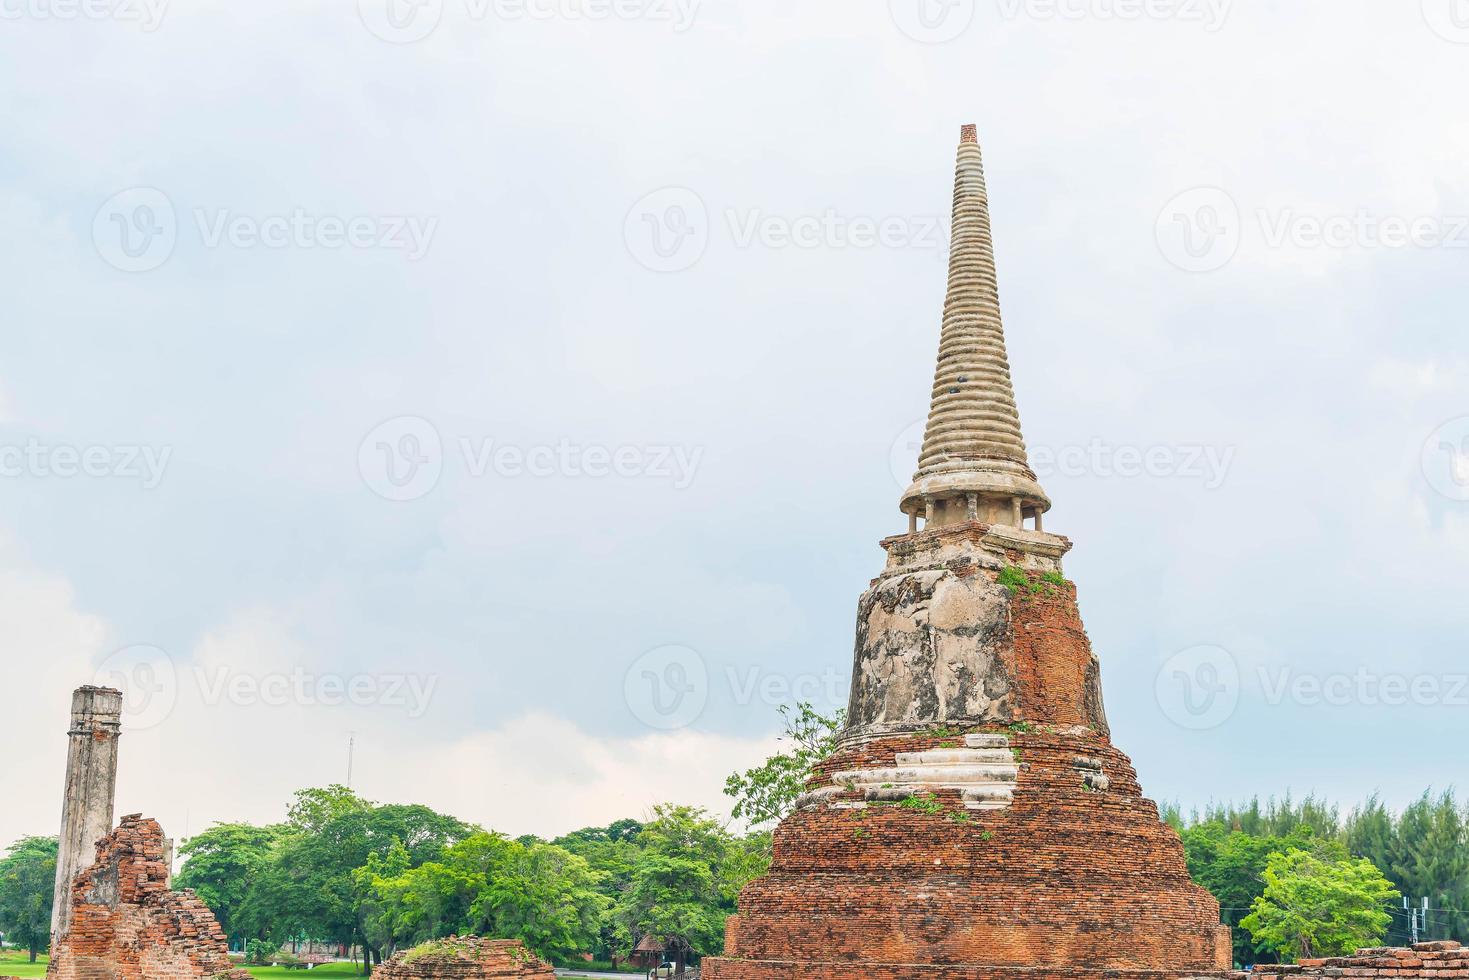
[0,953,372,979]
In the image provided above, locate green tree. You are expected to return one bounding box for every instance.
[1180,822,1345,966]
[614,806,737,972]
[245,788,472,974]
[1241,848,1399,961]
[724,703,844,829]
[175,822,288,945]
[0,836,58,962]
[361,832,608,961]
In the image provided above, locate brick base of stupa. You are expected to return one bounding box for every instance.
[705,727,1231,980]
[705,547,1232,980]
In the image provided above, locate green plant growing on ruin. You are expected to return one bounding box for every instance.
[925,724,962,738]
[938,740,959,749]
[899,794,945,816]
[979,831,995,842]
[1041,570,1067,588]
[996,565,1030,594]
[948,811,972,825]
[1011,748,1024,762]
[1008,721,1033,735]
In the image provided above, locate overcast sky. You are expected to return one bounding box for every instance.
[3,0,1467,849]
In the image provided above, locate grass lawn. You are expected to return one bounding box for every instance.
[0,951,48,978]
[0,953,375,979]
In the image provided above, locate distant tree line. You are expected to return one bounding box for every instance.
[1165,791,1469,965]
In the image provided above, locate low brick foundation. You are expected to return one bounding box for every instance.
[374,937,556,979]
[1254,941,1469,980]
[46,813,249,980]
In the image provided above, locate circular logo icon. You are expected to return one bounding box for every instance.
[1155,187,1241,273]
[624,644,708,730]
[357,0,444,43]
[1154,644,1239,730]
[1422,416,1469,501]
[1422,0,1469,43]
[889,419,926,491]
[94,644,179,731]
[358,416,443,501]
[624,187,709,273]
[888,0,975,42]
[93,187,177,273]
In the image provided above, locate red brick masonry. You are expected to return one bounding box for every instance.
[46,813,250,980]
[374,937,556,979]
[704,578,1234,980]
[1255,941,1469,980]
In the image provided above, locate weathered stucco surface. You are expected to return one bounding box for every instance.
[849,566,1016,734]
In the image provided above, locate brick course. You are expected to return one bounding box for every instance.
[1255,942,1469,980]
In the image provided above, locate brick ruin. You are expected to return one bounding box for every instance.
[1255,942,1469,980]
[374,937,556,980]
[46,814,250,980]
[704,128,1234,980]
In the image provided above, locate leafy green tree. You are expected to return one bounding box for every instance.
[175,822,288,945]
[1241,849,1399,961]
[614,806,737,971]
[724,703,844,829]
[0,836,58,962]
[554,821,646,960]
[360,832,608,961]
[245,787,472,973]
[1180,822,1345,965]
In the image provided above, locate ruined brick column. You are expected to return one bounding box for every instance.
[51,686,122,938]
[704,128,1232,980]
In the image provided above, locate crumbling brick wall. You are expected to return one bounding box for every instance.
[374,937,555,980]
[46,813,250,980]
[1254,941,1469,980]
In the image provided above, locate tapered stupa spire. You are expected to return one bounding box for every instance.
[900,125,1050,531]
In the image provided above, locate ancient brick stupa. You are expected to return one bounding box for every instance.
[704,127,1233,980]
